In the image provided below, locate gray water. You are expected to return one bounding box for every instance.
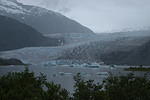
[0,64,149,93]
[0,64,118,92]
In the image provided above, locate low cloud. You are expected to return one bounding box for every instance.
[18,0,150,33]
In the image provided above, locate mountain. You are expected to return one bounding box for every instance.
[101,40,150,66]
[0,15,61,51]
[0,58,24,65]
[58,30,150,63]
[0,0,93,34]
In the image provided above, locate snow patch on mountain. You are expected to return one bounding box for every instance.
[0,0,20,8]
[0,5,24,14]
[0,0,28,14]
[0,0,64,18]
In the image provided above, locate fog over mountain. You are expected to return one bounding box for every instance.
[1,1,150,96]
[0,0,93,35]
[18,0,150,33]
[0,15,60,51]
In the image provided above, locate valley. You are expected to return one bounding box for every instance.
[0,0,150,98]
[1,31,150,92]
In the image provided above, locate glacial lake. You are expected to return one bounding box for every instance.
[0,63,149,93]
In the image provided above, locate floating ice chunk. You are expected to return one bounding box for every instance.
[58,72,72,76]
[59,72,65,76]
[43,61,57,67]
[64,73,72,75]
[96,72,109,76]
[109,65,117,69]
[86,62,100,68]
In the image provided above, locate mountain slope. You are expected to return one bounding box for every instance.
[0,15,60,51]
[0,0,93,34]
[58,30,150,63]
[101,40,150,66]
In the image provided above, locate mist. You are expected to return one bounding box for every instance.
[1,0,150,97]
[18,0,150,33]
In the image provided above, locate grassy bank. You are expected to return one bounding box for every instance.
[125,67,150,72]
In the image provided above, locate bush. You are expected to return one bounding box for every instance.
[73,73,106,100]
[1,68,150,100]
[0,67,70,100]
[104,74,150,100]
[73,73,150,100]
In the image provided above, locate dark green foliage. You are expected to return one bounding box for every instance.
[125,67,150,72]
[73,73,105,100]
[0,68,70,100]
[45,82,70,100]
[104,74,150,100]
[1,69,150,100]
[73,73,150,100]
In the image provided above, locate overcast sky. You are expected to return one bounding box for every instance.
[18,0,150,33]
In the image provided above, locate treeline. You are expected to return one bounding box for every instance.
[0,68,150,100]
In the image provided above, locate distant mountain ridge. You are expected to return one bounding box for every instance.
[101,40,150,66]
[0,0,93,34]
[58,30,150,64]
[0,15,60,51]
